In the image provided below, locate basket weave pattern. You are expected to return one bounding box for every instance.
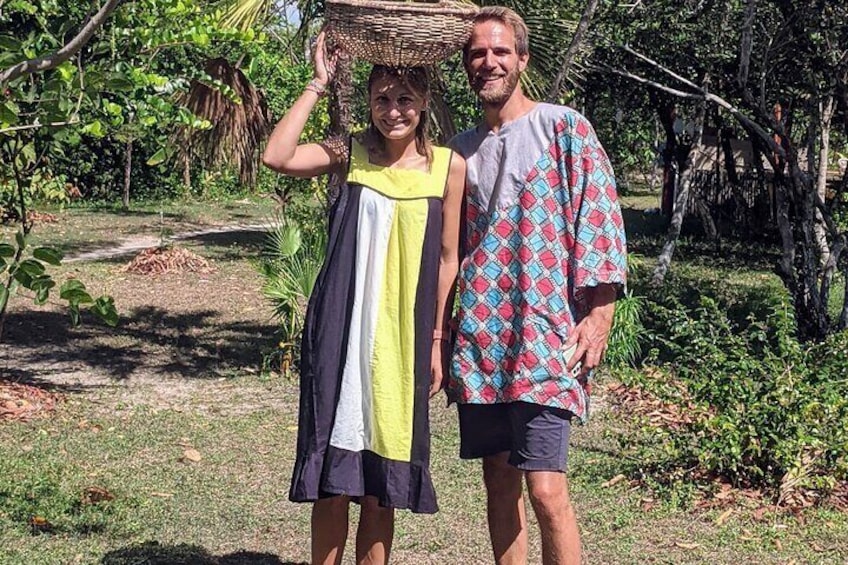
[326,0,479,67]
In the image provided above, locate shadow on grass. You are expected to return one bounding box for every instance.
[102,541,304,564]
[0,306,276,384]
[179,229,269,260]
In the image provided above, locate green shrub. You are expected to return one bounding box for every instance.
[631,292,848,498]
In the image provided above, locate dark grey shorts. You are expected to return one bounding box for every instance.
[458,402,573,472]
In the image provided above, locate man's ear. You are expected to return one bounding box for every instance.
[518,53,529,73]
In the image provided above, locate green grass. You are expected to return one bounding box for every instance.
[1,383,846,564]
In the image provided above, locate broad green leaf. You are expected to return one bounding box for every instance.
[0,101,19,126]
[17,142,36,168]
[0,35,21,51]
[35,286,49,305]
[0,257,7,274]
[104,101,123,116]
[60,279,85,293]
[103,76,135,91]
[146,147,168,166]
[91,296,119,326]
[191,31,210,47]
[0,285,8,309]
[62,288,94,305]
[82,120,106,137]
[12,268,33,289]
[56,61,75,81]
[30,275,55,292]
[0,243,15,258]
[15,230,26,251]
[33,247,64,265]
[17,259,46,277]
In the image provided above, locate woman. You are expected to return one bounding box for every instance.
[262,32,465,565]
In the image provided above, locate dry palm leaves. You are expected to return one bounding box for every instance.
[177,58,272,188]
[0,381,61,422]
[120,246,214,276]
[28,210,59,224]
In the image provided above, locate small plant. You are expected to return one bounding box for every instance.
[259,219,326,376]
[606,289,645,368]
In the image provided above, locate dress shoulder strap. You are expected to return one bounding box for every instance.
[428,146,454,197]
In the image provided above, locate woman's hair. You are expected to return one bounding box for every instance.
[462,6,530,60]
[361,65,433,166]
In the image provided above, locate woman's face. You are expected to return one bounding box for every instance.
[368,76,427,142]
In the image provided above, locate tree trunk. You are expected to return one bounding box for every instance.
[546,0,601,102]
[122,139,132,210]
[840,263,848,331]
[182,150,191,194]
[786,141,829,339]
[651,98,707,286]
[814,96,834,267]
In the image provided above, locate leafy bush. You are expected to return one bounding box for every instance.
[630,292,848,499]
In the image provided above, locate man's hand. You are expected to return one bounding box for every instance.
[564,284,617,378]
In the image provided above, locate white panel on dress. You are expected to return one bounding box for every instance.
[329,187,395,453]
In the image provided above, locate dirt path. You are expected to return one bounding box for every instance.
[64,222,272,263]
[1,225,280,413]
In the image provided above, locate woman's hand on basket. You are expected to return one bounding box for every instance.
[312,30,338,86]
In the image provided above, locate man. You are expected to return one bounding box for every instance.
[448,7,627,565]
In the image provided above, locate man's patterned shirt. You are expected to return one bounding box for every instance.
[448,103,627,423]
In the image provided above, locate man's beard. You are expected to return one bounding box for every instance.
[472,65,521,106]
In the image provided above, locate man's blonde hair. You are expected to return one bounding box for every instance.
[463,6,530,60]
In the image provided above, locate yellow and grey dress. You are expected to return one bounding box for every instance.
[289,139,453,513]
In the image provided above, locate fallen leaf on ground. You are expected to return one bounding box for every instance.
[739,529,757,541]
[774,539,783,551]
[82,486,115,505]
[715,509,734,526]
[150,492,174,498]
[602,474,626,488]
[28,515,53,534]
[183,448,202,462]
[753,506,769,521]
[675,541,700,550]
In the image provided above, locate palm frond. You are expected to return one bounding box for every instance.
[176,58,272,188]
[220,0,273,31]
[265,221,303,260]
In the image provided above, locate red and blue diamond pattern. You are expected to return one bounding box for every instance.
[449,114,627,422]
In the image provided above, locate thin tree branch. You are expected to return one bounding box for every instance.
[546,0,600,102]
[603,67,703,99]
[0,119,81,134]
[621,44,702,91]
[617,45,787,159]
[0,0,122,84]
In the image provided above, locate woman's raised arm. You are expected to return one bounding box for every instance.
[262,31,344,178]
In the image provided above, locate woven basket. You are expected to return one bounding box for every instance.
[326,0,479,67]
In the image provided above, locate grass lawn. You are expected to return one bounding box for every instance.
[1,197,847,564]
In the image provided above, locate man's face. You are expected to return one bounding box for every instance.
[464,19,528,106]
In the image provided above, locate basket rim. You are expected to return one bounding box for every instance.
[325,0,479,17]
